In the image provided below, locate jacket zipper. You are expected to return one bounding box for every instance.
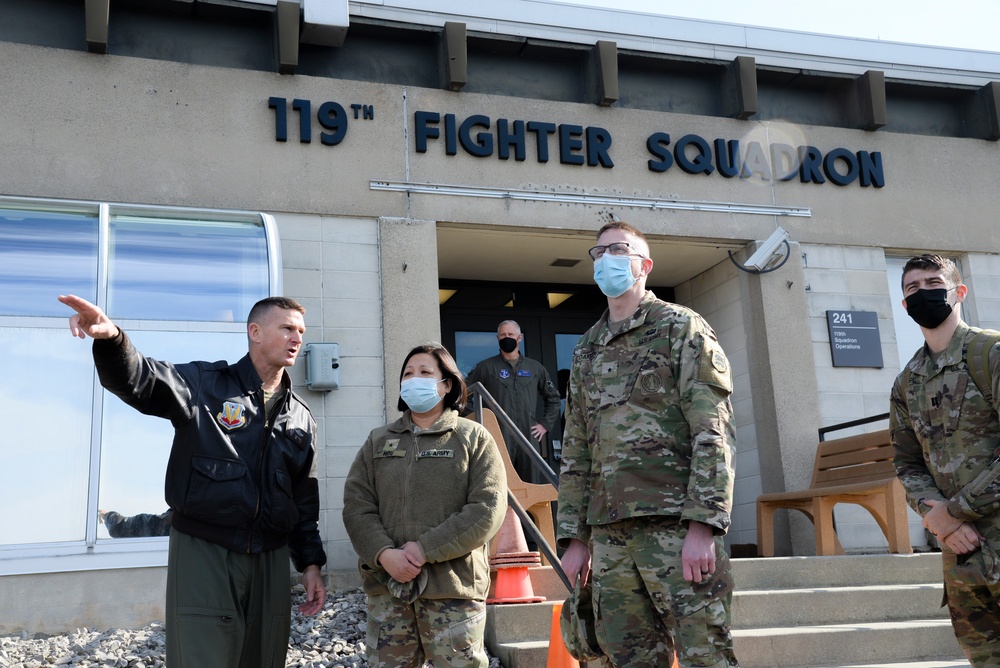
[402,431,417,522]
[248,387,275,553]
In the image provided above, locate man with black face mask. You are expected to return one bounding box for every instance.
[890,253,1000,666]
[466,320,561,484]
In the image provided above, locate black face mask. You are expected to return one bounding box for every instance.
[498,337,519,354]
[905,288,954,329]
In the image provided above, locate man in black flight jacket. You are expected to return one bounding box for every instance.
[59,293,326,668]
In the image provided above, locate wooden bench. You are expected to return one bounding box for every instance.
[756,428,913,557]
[479,408,558,565]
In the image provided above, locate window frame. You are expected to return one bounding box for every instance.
[0,196,281,576]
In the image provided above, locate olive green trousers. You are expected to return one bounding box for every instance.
[165,528,291,668]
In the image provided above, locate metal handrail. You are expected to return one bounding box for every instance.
[467,381,572,592]
[817,412,890,442]
[469,382,559,488]
[507,492,573,592]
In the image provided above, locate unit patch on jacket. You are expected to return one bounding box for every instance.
[217,401,247,430]
[499,369,511,379]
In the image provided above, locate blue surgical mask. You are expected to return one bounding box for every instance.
[400,377,445,413]
[593,254,637,298]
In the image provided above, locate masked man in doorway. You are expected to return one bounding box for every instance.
[557,221,739,667]
[890,254,1000,666]
[466,320,561,484]
[58,293,327,668]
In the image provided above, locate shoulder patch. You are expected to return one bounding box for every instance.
[711,349,728,373]
[698,345,733,392]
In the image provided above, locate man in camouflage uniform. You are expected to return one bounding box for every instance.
[890,254,1000,667]
[557,221,739,668]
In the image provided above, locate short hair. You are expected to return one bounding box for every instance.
[597,220,649,256]
[248,296,306,324]
[397,342,468,413]
[497,320,521,335]
[901,254,962,290]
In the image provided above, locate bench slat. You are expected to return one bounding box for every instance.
[813,461,897,487]
[817,445,896,470]
[819,430,891,453]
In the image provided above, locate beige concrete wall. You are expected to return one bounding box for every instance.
[800,244,925,551]
[3,41,1000,253]
[739,244,825,556]
[273,213,386,574]
[0,568,167,636]
[675,259,758,548]
[0,566,365,636]
[378,218,443,422]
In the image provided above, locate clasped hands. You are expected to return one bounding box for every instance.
[923,499,983,555]
[378,541,426,583]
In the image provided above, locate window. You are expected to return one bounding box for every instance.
[0,197,279,572]
[0,204,99,316]
[108,213,269,321]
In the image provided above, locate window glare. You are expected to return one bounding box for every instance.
[0,329,95,544]
[108,216,268,322]
[97,330,245,541]
[0,197,276,555]
[0,208,98,316]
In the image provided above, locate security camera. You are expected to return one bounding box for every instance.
[744,227,790,271]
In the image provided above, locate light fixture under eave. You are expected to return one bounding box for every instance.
[504,299,514,308]
[439,289,458,305]
[548,292,574,309]
[550,258,580,268]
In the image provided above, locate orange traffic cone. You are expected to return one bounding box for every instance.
[487,506,545,604]
[492,505,529,554]
[546,601,579,668]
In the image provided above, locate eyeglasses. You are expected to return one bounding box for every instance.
[588,242,646,261]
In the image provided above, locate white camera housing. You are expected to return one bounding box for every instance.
[745,226,790,271]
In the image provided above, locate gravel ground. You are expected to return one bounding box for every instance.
[0,587,502,668]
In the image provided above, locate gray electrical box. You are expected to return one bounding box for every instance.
[304,342,340,391]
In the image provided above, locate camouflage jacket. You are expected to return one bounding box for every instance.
[556,291,736,546]
[891,322,1000,526]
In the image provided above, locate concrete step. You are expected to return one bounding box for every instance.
[813,662,968,668]
[732,618,962,668]
[485,601,556,645]
[486,553,966,668]
[490,639,550,668]
[731,552,942,589]
[733,582,947,629]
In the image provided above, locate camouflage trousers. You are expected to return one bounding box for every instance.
[590,517,739,668]
[365,594,488,668]
[942,546,1000,668]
